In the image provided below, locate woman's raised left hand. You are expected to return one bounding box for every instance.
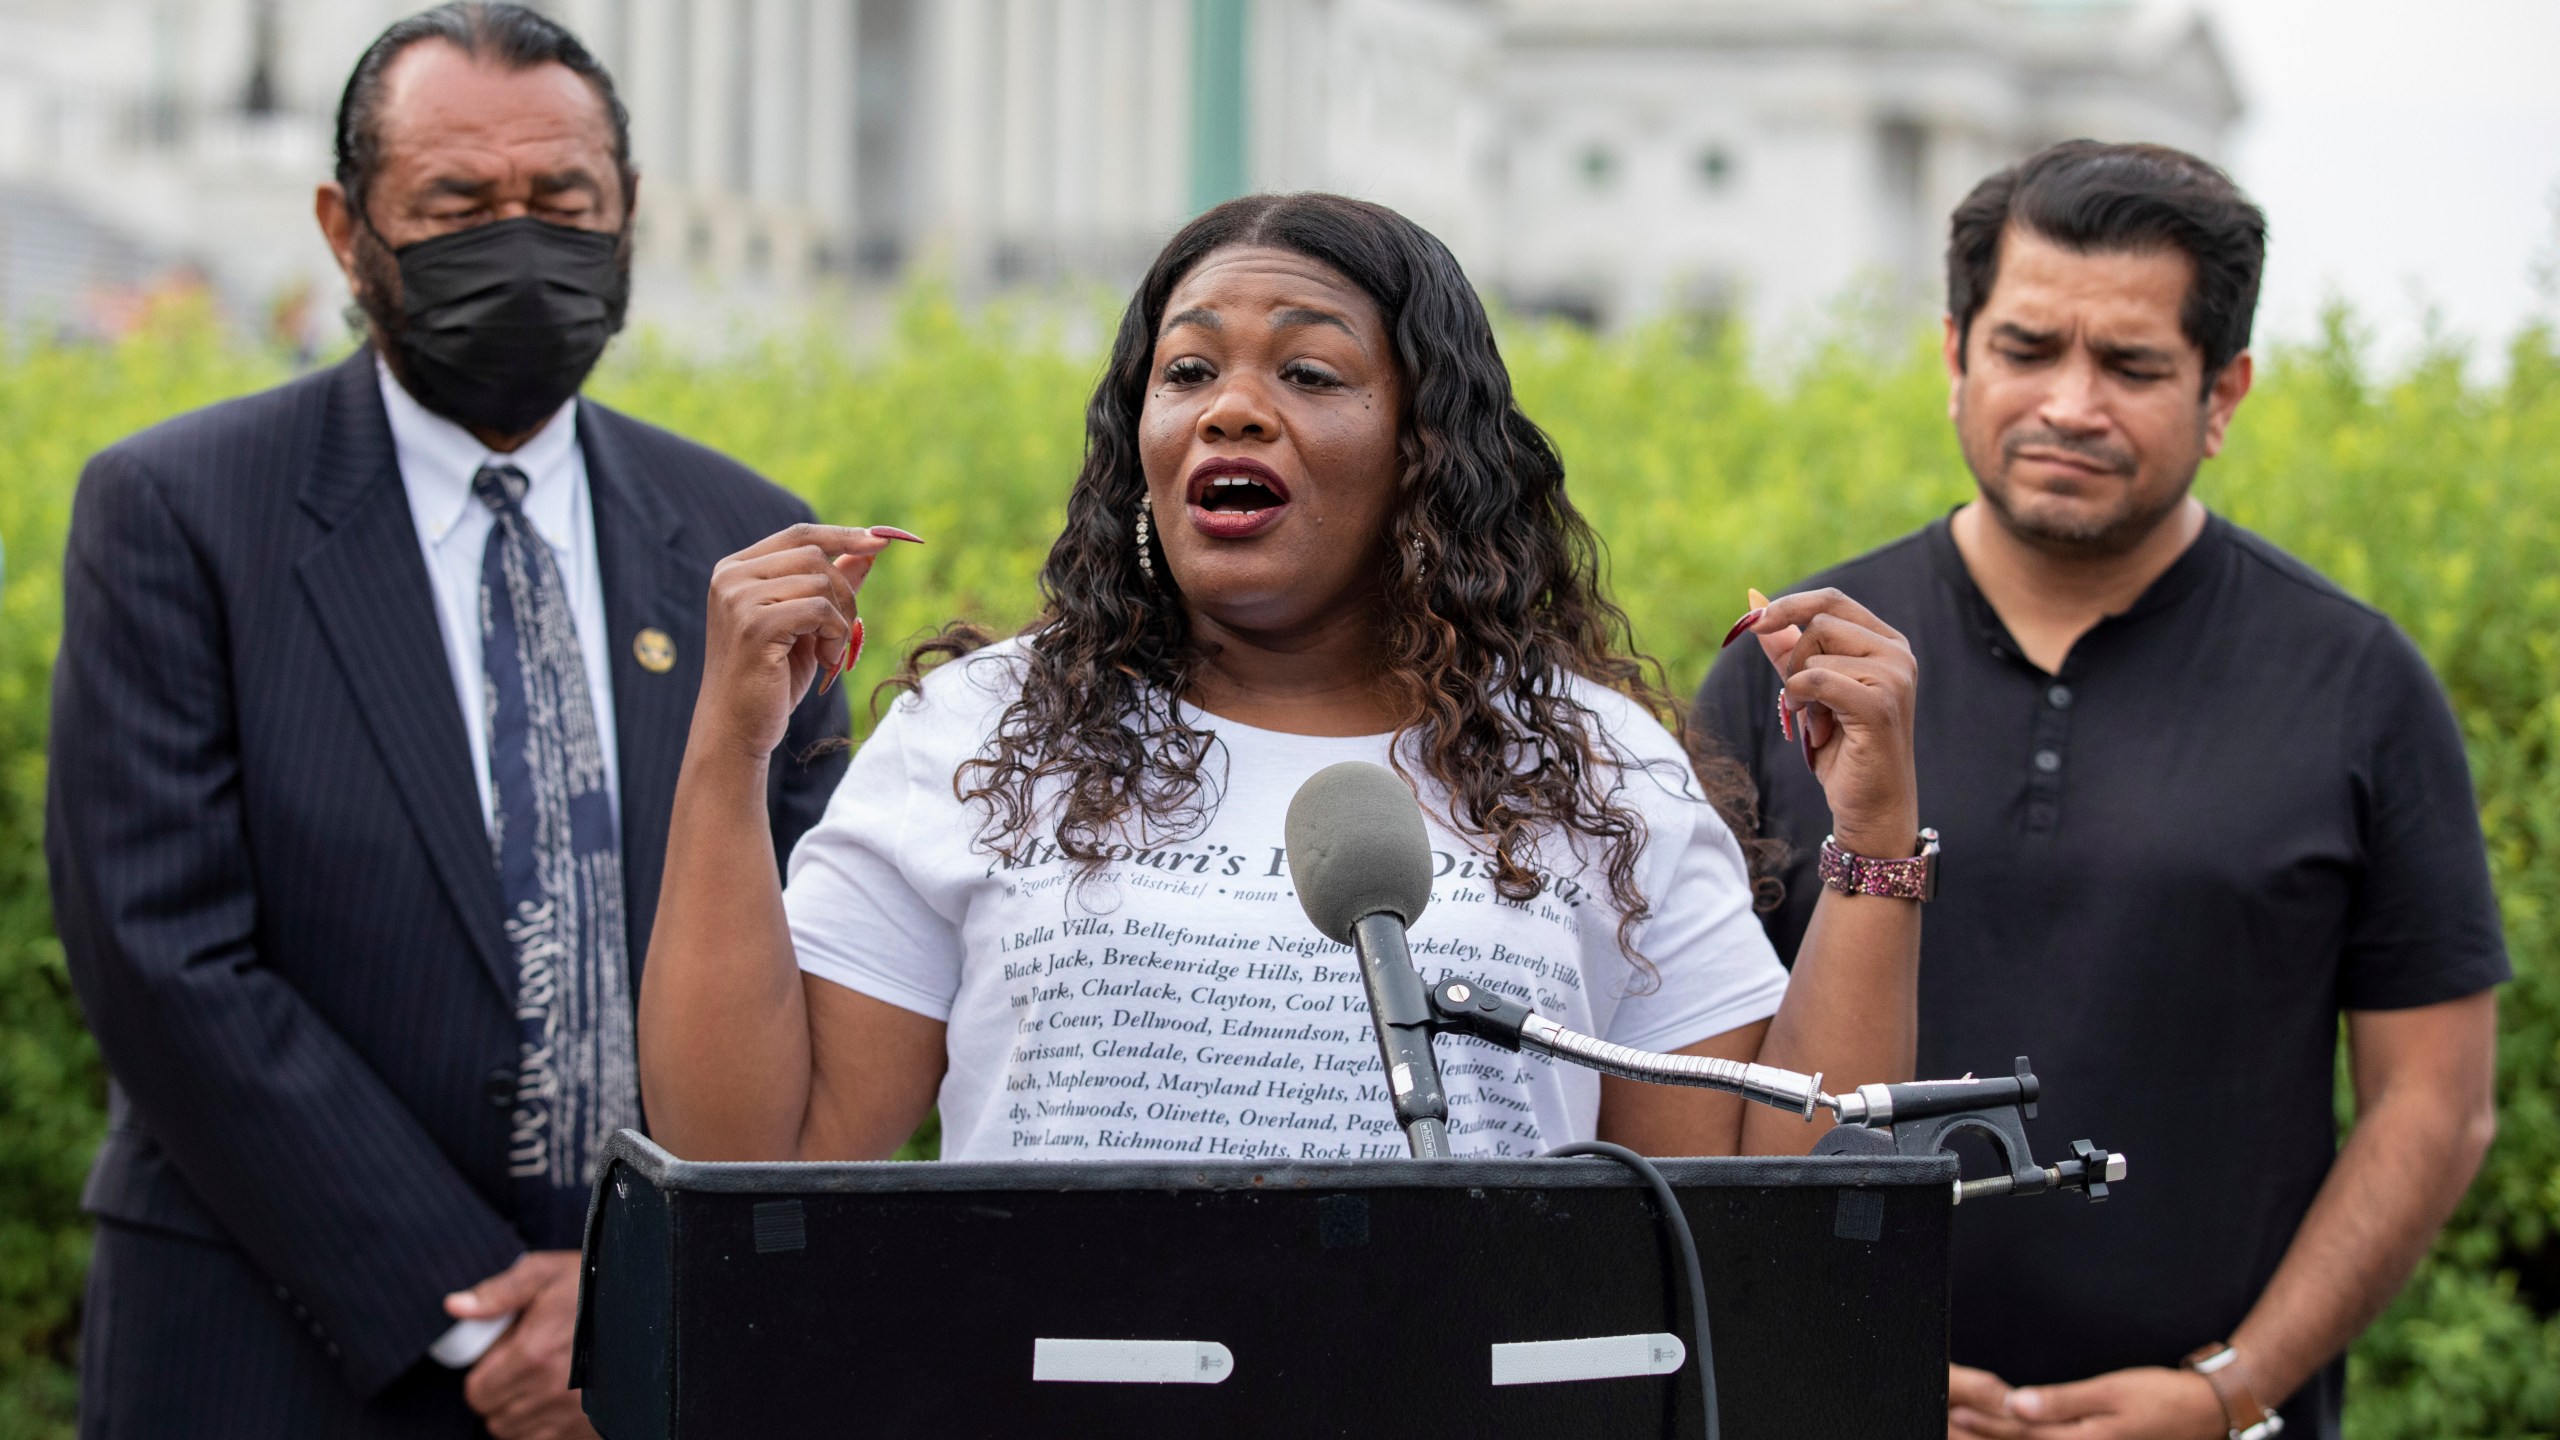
[1734,588,1921,859]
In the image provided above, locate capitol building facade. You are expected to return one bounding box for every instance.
[0,0,2239,345]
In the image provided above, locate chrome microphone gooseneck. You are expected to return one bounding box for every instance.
[1510,1005,1830,1120]
[1426,978,2128,1205]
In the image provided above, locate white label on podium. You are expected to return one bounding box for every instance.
[1490,1332,1687,1386]
[1032,1338,1236,1384]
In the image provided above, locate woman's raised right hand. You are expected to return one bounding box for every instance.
[694,523,920,762]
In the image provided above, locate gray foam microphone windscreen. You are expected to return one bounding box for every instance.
[1286,761,1435,945]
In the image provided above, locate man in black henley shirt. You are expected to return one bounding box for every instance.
[1700,143,2504,1440]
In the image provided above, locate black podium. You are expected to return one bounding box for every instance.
[573,1131,1956,1438]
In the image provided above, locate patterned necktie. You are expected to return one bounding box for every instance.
[474,460,637,1248]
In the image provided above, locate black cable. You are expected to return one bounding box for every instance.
[1545,1141,1719,1440]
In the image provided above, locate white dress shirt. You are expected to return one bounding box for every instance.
[379,359,621,832]
[378,361,620,1368]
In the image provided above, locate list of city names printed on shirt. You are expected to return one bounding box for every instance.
[988,836,1594,1159]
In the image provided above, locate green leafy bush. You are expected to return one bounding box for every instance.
[0,294,2552,1436]
[0,318,288,1438]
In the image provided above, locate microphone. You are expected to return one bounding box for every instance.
[1286,762,1451,1159]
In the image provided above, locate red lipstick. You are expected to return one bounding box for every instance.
[1183,456,1294,540]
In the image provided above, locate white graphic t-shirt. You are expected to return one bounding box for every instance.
[783,640,1788,1162]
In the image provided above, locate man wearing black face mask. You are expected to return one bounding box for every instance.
[46,6,851,1437]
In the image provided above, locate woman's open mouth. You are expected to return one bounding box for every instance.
[1184,456,1293,540]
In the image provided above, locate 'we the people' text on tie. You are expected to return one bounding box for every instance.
[474,460,638,1247]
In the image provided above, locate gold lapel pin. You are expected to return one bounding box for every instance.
[633,627,677,674]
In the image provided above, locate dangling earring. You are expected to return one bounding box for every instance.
[1135,505,1156,585]
[1410,535,1428,582]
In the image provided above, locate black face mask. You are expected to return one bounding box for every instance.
[384,216,629,437]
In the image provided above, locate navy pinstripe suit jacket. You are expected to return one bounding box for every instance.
[46,349,849,1399]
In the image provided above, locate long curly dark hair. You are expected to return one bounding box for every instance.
[894,193,1774,971]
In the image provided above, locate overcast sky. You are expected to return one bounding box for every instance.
[2146,0,2560,366]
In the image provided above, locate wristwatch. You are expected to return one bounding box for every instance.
[1816,828,1938,901]
[2182,1343,2284,1439]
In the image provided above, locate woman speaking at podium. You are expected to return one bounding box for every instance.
[639,194,1926,1165]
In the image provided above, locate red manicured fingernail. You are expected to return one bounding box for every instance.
[1776,694,1792,742]
[1720,607,1766,649]
[1799,710,1818,772]
[819,619,862,696]
[870,526,925,544]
